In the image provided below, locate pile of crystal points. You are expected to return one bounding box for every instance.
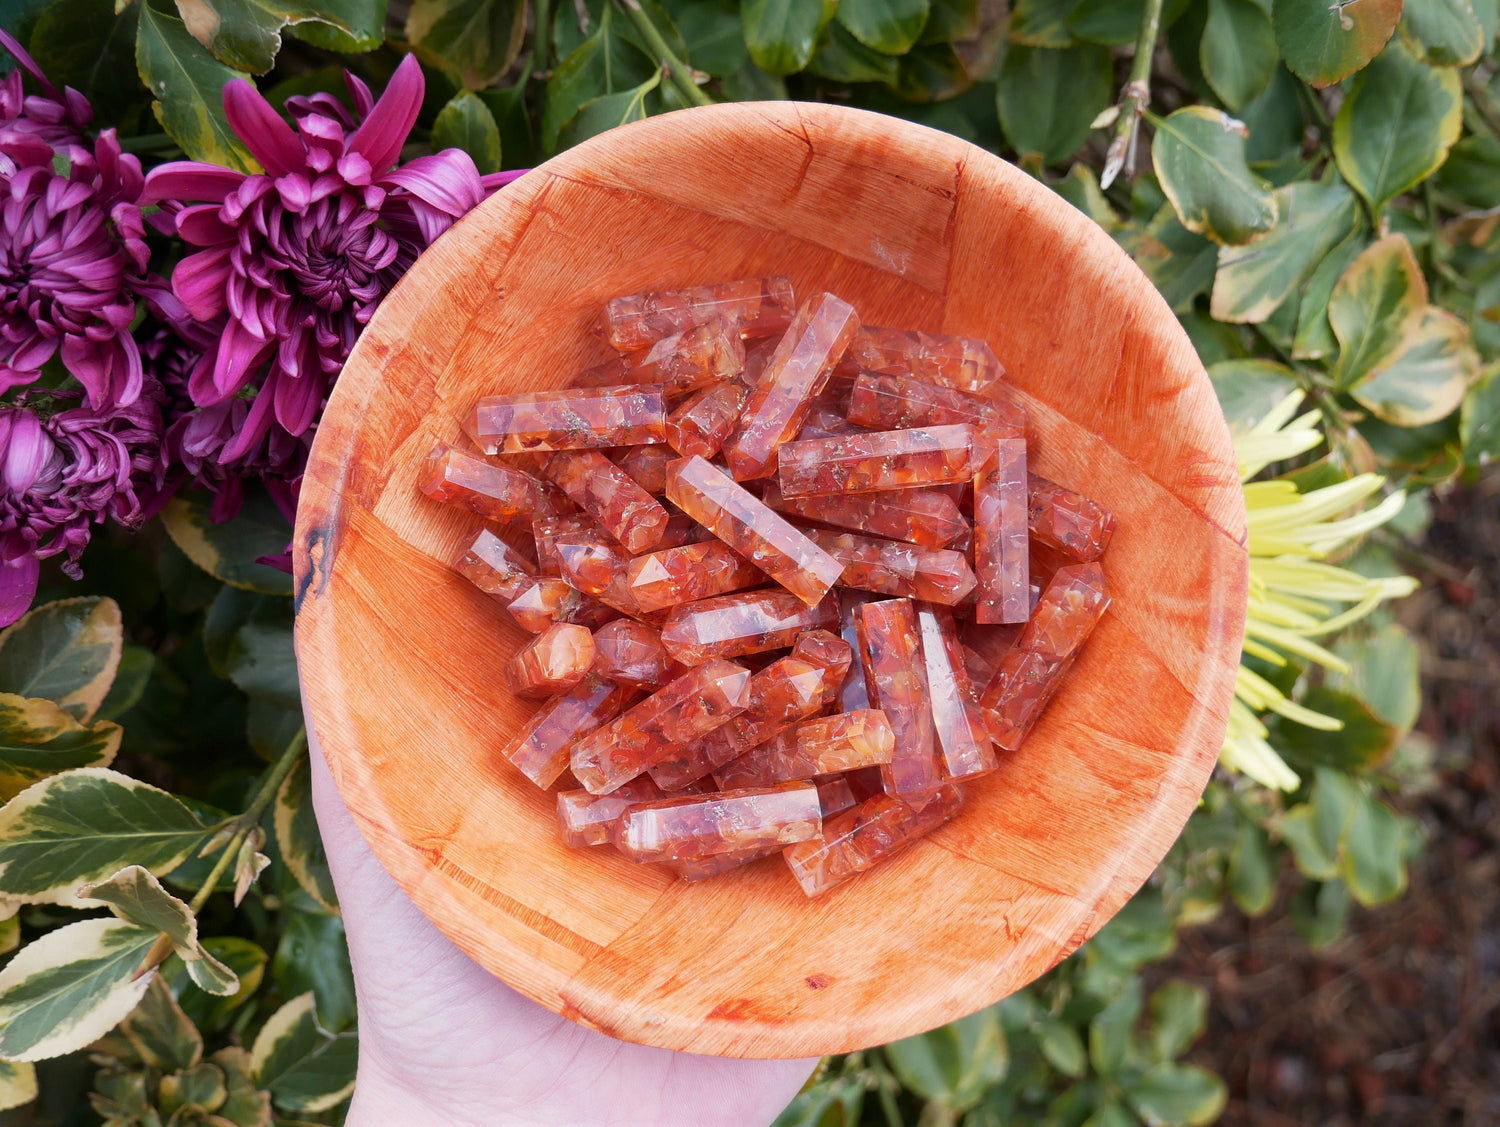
[421,277,1115,897]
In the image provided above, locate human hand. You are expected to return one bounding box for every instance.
[309,742,818,1127]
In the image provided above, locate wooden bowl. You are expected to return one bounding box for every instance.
[293,102,1248,1059]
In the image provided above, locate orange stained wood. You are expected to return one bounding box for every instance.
[293,102,1248,1059]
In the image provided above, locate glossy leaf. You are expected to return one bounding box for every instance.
[742,0,838,74]
[118,974,203,1072]
[882,1007,1006,1113]
[1201,0,1277,109]
[542,5,655,152]
[28,0,145,129]
[1351,308,1480,426]
[808,21,901,81]
[275,757,337,912]
[1332,40,1463,214]
[1069,0,1192,44]
[1292,232,1369,360]
[556,70,661,151]
[160,488,294,597]
[0,693,120,801]
[212,1045,273,1126]
[1211,182,1358,323]
[1228,819,1276,916]
[1152,106,1278,245]
[1125,1062,1228,1126]
[0,1058,36,1112]
[1400,0,1485,64]
[136,0,256,171]
[0,768,212,903]
[0,596,121,722]
[250,993,358,1112]
[1239,65,1307,164]
[892,42,970,101]
[997,45,1112,166]
[664,0,746,75]
[1208,359,1299,432]
[1135,205,1220,312]
[836,0,930,54]
[1328,235,1428,391]
[163,936,269,1032]
[1148,981,1209,1062]
[274,909,356,1031]
[1436,134,1500,208]
[1010,0,1078,46]
[407,0,526,88]
[225,620,300,710]
[1088,976,1142,1076]
[432,90,501,175]
[95,644,154,724]
[920,0,980,41]
[0,917,157,1061]
[176,0,385,73]
[1272,0,1402,86]
[1275,686,1399,772]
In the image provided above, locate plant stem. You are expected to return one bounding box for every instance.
[614,0,712,107]
[534,0,555,71]
[1100,0,1165,190]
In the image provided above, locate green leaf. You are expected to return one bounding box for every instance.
[1124,1062,1227,1126]
[478,79,535,170]
[1240,66,1307,164]
[250,993,358,1113]
[0,917,157,1061]
[1278,804,1338,879]
[0,596,122,722]
[1037,1019,1087,1077]
[0,768,212,903]
[1010,0,1078,46]
[1274,685,1399,772]
[1292,231,1369,360]
[1331,39,1463,214]
[882,1007,1006,1113]
[0,693,120,802]
[836,0,929,53]
[287,0,386,53]
[274,758,336,912]
[808,21,901,81]
[1228,819,1276,916]
[542,4,655,152]
[1461,365,1500,464]
[1088,976,1142,1076]
[1069,0,1191,44]
[0,1058,37,1112]
[1152,106,1278,245]
[163,936,268,1033]
[1291,878,1351,948]
[211,1045,272,1127]
[1135,205,1220,312]
[556,70,661,151]
[997,45,1112,166]
[158,1059,228,1117]
[1200,0,1277,109]
[1351,307,1480,426]
[722,54,789,99]
[663,0,746,76]
[1400,0,1485,64]
[118,975,203,1073]
[1211,182,1359,323]
[891,42,970,101]
[1055,163,1121,231]
[920,0,980,41]
[1328,234,1428,390]
[1436,134,1500,209]
[28,0,145,130]
[274,910,356,1032]
[136,0,257,171]
[159,487,293,596]
[96,645,154,724]
[1341,792,1408,905]
[177,0,386,73]
[742,0,838,74]
[1272,0,1402,86]
[1148,981,1209,1062]
[1208,359,1299,432]
[431,91,501,175]
[1083,1100,1141,1127]
[225,620,300,710]
[407,0,526,89]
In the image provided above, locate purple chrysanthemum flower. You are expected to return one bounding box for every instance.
[0,29,91,152]
[144,54,490,461]
[0,389,166,623]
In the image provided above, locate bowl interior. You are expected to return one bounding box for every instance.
[293,102,1248,1059]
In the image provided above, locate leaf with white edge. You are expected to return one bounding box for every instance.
[251,993,358,1113]
[1054,163,1121,231]
[1135,205,1220,312]
[1272,0,1402,87]
[136,0,257,171]
[94,644,154,724]
[0,769,213,903]
[0,596,121,722]
[119,974,203,1072]
[431,90,501,175]
[234,838,271,906]
[408,0,527,89]
[0,692,120,801]
[160,488,294,597]
[163,936,268,1033]
[1208,359,1299,433]
[212,1045,273,1127]
[1201,0,1277,109]
[1328,235,1428,391]
[177,0,387,73]
[0,1059,36,1111]
[1124,1061,1228,1126]
[273,910,355,1032]
[997,44,1113,166]
[1152,106,1278,246]
[1212,182,1358,323]
[0,917,158,1061]
[1332,39,1463,214]
[275,757,337,912]
[1148,981,1209,1062]
[1400,0,1485,65]
[1351,308,1480,426]
[1292,232,1368,360]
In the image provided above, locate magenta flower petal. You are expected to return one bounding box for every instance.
[172,245,234,321]
[481,169,529,191]
[175,203,236,246]
[208,318,273,402]
[218,377,278,461]
[1,408,52,491]
[348,53,423,177]
[223,79,305,178]
[0,554,39,628]
[142,161,247,206]
[382,150,484,217]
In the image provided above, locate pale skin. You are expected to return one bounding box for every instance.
[308,743,818,1127]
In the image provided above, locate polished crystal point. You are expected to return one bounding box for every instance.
[803,527,977,606]
[855,598,943,798]
[542,450,669,554]
[611,444,674,495]
[506,577,615,634]
[505,622,598,700]
[626,540,764,614]
[1029,474,1117,561]
[666,378,751,459]
[715,710,896,790]
[782,785,964,897]
[591,619,679,688]
[846,372,1026,435]
[974,436,1030,624]
[419,443,575,524]
[615,781,822,864]
[603,276,796,351]
[916,605,996,781]
[777,424,976,497]
[834,325,1003,393]
[454,529,537,603]
[467,385,667,453]
[659,587,840,666]
[556,778,661,848]
[502,673,638,789]
[762,479,970,550]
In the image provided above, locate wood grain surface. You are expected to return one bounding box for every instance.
[292,102,1249,1059]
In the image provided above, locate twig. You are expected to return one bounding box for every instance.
[613,0,712,108]
[1100,0,1165,190]
[534,0,555,70]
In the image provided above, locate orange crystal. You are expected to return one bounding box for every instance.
[506,576,615,633]
[665,378,750,459]
[1029,474,1117,561]
[664,455,843,606]
[834,325,1003,393]
[761,479,969,550]
[626,540,765,614]
[611,444,674,495]
[659,587,839,666]
[836,590,874,711]
[973,435,1030,624]
[855,598,943,798]
[803,527,977,606]
[467,384,667,453]
[418,443,575,524]
[815,774,860,818]
[722,293,860,480]
[554,533,651,620]
[502,673,638,789]
[505,622,598,700]
[542,450,669,554]
[454,528,537,603]
[846,371,1026,435]
[603,276,796,351]
[532,514,601,576]
[916,605,996,781]
[556,777,661,847]
[782,785,964,897]
[591,619,679,687]
[777,424,976,497]
[981,562,1110,750]
[569,658,752,794]
[714,710,896,790]
[614,781,822,863]
[661,843,784,881]
[626,320,746,395]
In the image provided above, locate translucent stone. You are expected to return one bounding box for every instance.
[542,450,669,554]
[506,577,615,633]
[662,843,783,881]
[761,480,969,550]
[789,628,853,694]
[569,658,752,794]
[715,711,896,790]
[603,276,796,351]
[625,320,746,395]
[502,673,638,789]
[916,605,996,781]
[659,587,840,666]
[973,436,1030,624]
[833,325,1004,393]
[846,372,1027,435]
[815,775,860,819]
[777,424,976,497]
[611,444,673,495]
[532,514,603,576]
[556,778,661,847]
[803,527,977,606]
[614,781,822,863]
[795,402,868,440]
[782,785,964,897]
[1029,474,1117,561]
[658,509,713,549]
[981,562,1110,750]
[664,455,843,606]
[666,378,750,459]
[554,533,653,620]
[569,356,635,389]
[418,443,574,525]
[626,540,765,614]
[467,385,667,453]
[505,622,598,700]
[855,598,943,798]
[837,590,874,712]
[722,293,860,480]
[591,619,678,687]
[454,529,537,603]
